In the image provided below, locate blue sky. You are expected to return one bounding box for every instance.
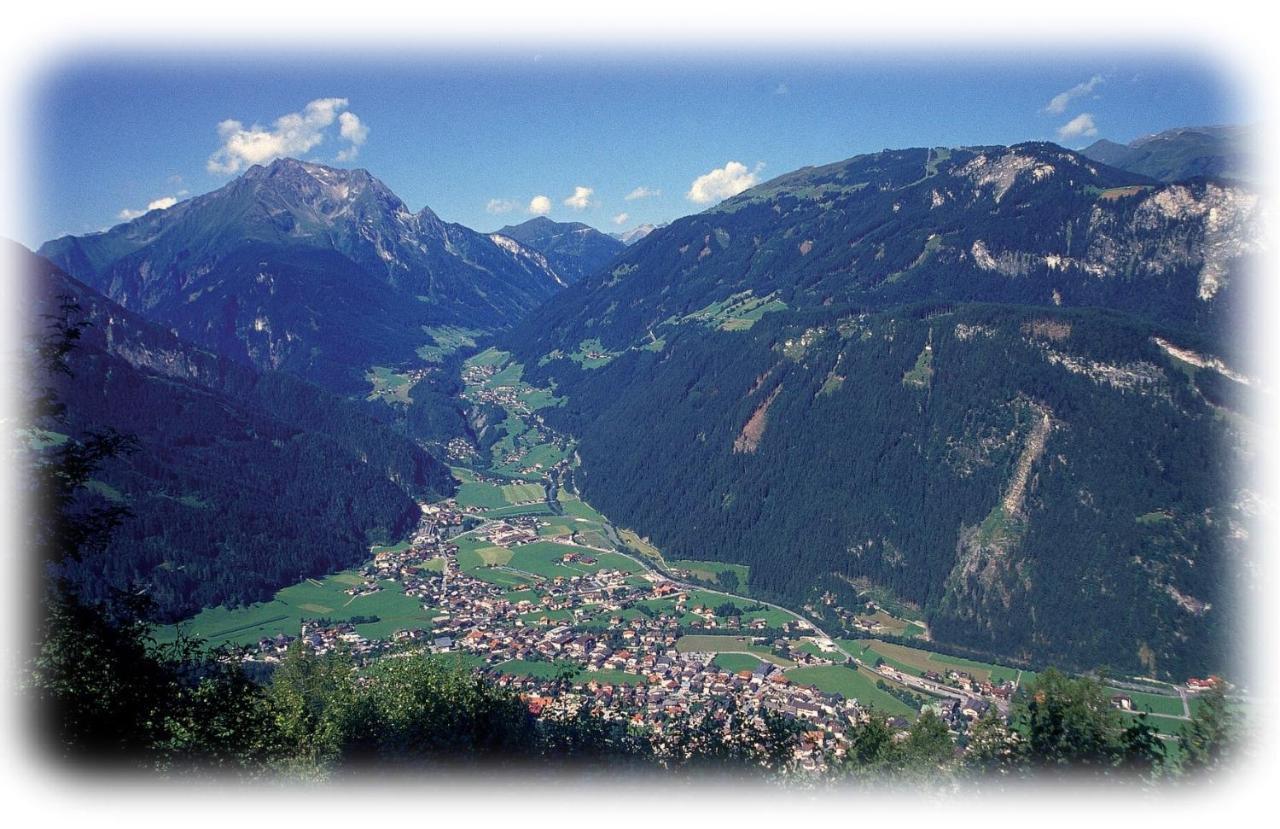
[25,50,1242,245]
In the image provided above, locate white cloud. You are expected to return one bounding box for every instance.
[207,97,368,174]
[686,161,763,205]
[625,186,660,201]
[334,112,369,161]
[1057,113,1099,141]
[612,212,629,226]
[564,186,595,210]
[486,198,518,215]
[528,195,552,216]
[1044,75,1104,115]
[117,195,179,221]
[774,82,789,95]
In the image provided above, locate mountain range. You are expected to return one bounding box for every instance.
[1082,125,1253,184]
[26,131,1262,678]
[504,141,1262,679]
[39,158,565,393]
[494,216,626,285]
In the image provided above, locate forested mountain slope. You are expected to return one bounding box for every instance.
[20,245,455,620]
[38,158,564,393]
[504,142,1263,679]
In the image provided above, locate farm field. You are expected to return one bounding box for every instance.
[163,570,437,648]
[474,503,556,519]
[675,635,795,668]
[500,482,546,504]
[785,665,916,719]
[455,480,510,509]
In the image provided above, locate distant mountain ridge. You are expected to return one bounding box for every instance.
[39,158,565,392]
[1082,125,1252,183]
[494,216,626,284]
[610,223,664,245]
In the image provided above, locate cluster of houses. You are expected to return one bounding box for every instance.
[487,518,540,546]
[237,488,1043,763]
[461,368,533,416]
[445,436,478,462]
[481,647,869,770]
[254,620,379,661]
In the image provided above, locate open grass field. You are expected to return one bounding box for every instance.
[466,347,510,369]
[1107,688,1186,717]
[519,608,577,625]
[557,493,608,522]
[416,325,482,362]
[518,387,564,411]
[474,503,556,519]
[785,665,916,719]
[668,559,750,588]
[676,291,787,332]
[517,442,569,470]
[500,482,546,504]
[713,653,763,673]
[678,590,793,627]
[567,338,621,369]
[852,610,922,638]
[455,480,510,510]
[365,365,414,405]
[675,635,795,668]
[370,539,412,555]
[473,546,514,567]
[493,660,647,686]
[494,659,576,680]
[163,570,437,648]
[454,475,546,510]
[617,529,664,564]
[536,520,576,538]
[506,541,645,579]
[856,639,1024,685]
[468,568,535,589]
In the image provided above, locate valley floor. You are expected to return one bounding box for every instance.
[170,346,1215,764]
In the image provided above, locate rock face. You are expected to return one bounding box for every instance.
[516,143,1260,367]
[503,141,1262,679]
[39,158,564,391]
